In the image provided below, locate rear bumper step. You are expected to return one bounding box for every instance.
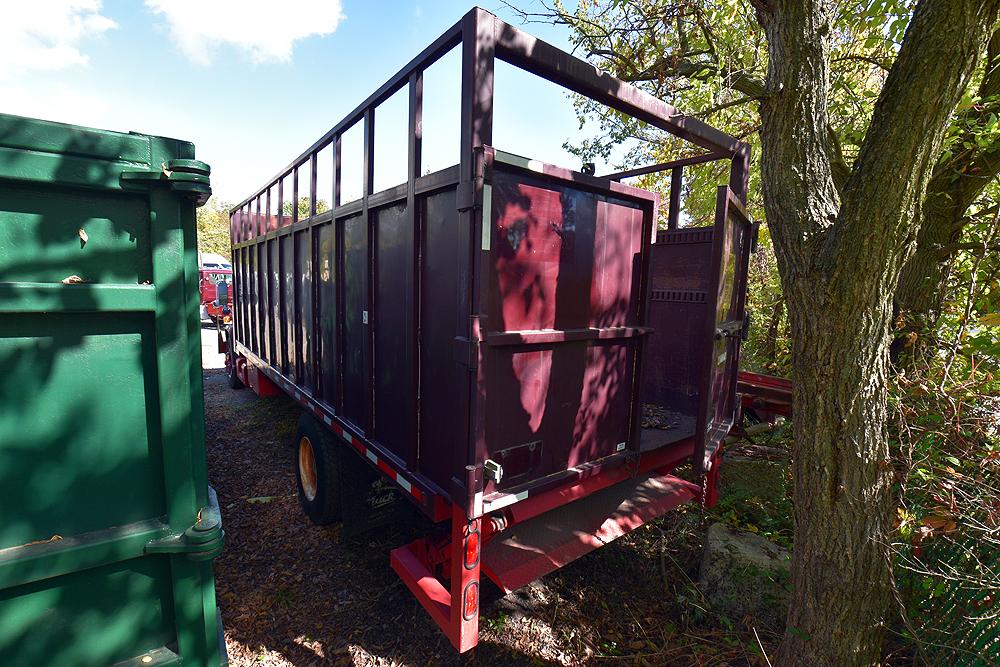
[481,470,699,593]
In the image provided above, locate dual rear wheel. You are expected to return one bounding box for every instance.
[294,414,342,525]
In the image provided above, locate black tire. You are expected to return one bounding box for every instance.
[294,413,342,525]
[227,355,244,389]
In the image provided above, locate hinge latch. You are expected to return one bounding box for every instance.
[483,459,503,484]
[121,158,213,207]
[145,488,224,560]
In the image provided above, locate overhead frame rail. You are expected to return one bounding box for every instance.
[230,9,750,230]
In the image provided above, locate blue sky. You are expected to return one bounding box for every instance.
[0,1,615,206]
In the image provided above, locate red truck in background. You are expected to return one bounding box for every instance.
[199,263,233,325]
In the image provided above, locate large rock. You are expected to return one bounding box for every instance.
[699,522,791,630]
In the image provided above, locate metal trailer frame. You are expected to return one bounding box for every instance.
[228,7,751,652]
[737,370,793,421]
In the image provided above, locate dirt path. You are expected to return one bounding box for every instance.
[203,369,773,666]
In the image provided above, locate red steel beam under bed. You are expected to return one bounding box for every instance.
[390,438,713,652]
[391,504,482,653]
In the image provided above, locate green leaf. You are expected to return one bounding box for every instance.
[978,312,1000,327]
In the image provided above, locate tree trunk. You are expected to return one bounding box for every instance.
[753,1,1000,664]
[781,289,895,663]
[892,182,966,358]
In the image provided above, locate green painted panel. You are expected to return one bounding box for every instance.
[0,313,165,550]
[0,113,223,666]
[0,183,151,284]
[0,557,175,667]
[0,113,152,163]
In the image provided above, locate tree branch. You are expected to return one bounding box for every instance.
[832,54,892,72]
[832,0,1000,281]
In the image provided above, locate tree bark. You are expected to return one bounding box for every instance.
[754,1,1000,664]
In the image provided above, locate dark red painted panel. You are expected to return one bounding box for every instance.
[641,228,714,415]
[257,244,269,362]
[590,201,643,328]
[342,213,369,433]
[281,234,296,377]
[316,223,338,407]
[295,230,312,390]
[374,202,415,465]
[483,169,649,492]
[418,189,467,492]
[268,238,282,367]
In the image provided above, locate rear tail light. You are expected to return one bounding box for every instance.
[464,524,480,569]
[462,581,479,620]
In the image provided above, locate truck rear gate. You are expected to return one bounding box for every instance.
[226,7,753,652]
[0,115,224,666]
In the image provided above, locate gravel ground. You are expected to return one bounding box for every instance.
[203,369,777,666]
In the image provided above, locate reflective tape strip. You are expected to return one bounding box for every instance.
[253,364,431,506]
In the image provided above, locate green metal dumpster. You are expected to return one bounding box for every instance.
[0,113,225,667]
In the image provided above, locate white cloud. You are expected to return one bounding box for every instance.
[0,1,117,79]
[145,0,345,66]
[0,83,111,126]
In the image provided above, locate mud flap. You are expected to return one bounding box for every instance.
[339,450,420,539]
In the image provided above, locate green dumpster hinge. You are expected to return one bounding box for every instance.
[121,158,212,206]
[145,488,225,561]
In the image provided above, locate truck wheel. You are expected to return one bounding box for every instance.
[295,413,342,525]
[227,356,244,390]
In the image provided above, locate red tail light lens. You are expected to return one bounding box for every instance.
[464,528,480,569]
[462,581,479,620]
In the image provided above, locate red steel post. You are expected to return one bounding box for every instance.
[448,503,481,652]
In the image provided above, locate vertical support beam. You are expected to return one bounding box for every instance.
[668,166,682,230]
[409,71,423,183]
[265,187,274,365]
[363,109,375,198]
[277,176,284,227]
[309,153,318,218]
[334,134,342,208]
[252,196,260,352]
[728,142,751,205]
[458,6,495,517]
[292,168,301,381]
[292,167,299,225]
[459,9,495,178]
[148,173,222,666]
[363,107,375,435]
[407,69,423,470]
[265,188,271,234]
[449,503,481,652]
[310,152,320,394]
[333,134,344,412]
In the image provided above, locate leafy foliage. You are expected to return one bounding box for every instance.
[282,196,331,219]
[196,196,232,259]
